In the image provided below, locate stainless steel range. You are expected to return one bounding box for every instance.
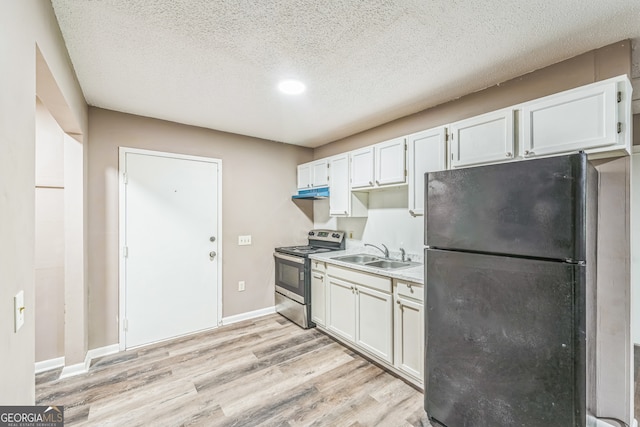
[274,229,345,328]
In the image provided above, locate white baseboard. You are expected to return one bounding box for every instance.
[35,356,65,374]
[58,343,119,379]
[87,343,119,361]
[59,352,90,379]
[222,306,275,325]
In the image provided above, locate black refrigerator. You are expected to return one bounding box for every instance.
[424,153,597,427]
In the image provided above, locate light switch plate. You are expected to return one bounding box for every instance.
[14,290,24,332]
[238,235,252,246]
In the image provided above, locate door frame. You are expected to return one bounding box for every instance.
[118,147,223,350]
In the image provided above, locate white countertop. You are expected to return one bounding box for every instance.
[309,248,424,285]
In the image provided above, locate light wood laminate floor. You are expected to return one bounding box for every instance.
[36,314,430,426]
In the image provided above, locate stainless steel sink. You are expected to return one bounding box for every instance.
[365,260,411,269]
[332,254,380,264]
[331,254,419,270]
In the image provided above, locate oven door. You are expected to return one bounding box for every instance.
[274,252,307,304]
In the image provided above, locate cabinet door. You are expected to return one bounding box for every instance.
[375,137,406,186]
[327,277,356,342]
[521,81,618,158]
[297,163,311,189]
[356,285,393,363]
[311,269,326,327]
[350,147,374,189]
[450,108,515,168]
[329,154,350,216]
[407,127,447,216]
[394,295,424,382]
[311,159,329,188]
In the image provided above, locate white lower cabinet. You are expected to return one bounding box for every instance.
[326,265,393,364]
[355,284,393,363]
[310,261,326,327]
[393,280,424,383]
[327,276,356,341]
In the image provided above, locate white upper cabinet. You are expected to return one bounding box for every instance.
[375,137,407,186]
[297,158,329,190]
[296,162,311,189]
[520,75,632,159]
[311,159,329,187]
[328,154,368,217]
[351,137,406,189]
[407,127,447,216]
[329,154,350,215]
[449,108,515,169]
[350,147,375,189]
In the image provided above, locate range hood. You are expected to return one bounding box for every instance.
[292,187,329,200]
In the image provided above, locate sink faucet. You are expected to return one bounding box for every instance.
[399,248,406,262]
[365,243,389,259]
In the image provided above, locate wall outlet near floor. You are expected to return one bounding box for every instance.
[14,290,25,332]
[238,281,246,292]
[238,235,252,246]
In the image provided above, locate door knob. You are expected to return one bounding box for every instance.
[209,251,217,259]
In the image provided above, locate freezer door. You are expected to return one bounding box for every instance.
[425,152,596,261]
[425,249,586,427]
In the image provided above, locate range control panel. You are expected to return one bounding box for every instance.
[308,229,346,244]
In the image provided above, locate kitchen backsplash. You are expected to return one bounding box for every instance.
[313,186,424,256]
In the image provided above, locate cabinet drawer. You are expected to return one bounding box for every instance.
[395,281,423,302]
[311,260,326,272]
[327,265,391,293]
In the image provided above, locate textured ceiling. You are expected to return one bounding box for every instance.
[51,0,640,147]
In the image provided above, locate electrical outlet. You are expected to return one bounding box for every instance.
[238,281,246,291]
[14,290,25,332]
[238,235,252,246]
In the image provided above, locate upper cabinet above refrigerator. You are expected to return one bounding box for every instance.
[449,108,515,169]
[520,76,632,160]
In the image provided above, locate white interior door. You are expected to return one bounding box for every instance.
[121,149,221,349]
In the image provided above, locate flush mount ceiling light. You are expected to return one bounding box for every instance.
[278,79,306,95]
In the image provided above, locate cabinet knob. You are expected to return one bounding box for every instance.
[505,152,512,158]
[368,181,373,186]
[375,180,380,186]
[524,150,534,157]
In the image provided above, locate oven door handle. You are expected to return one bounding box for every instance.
[274,252,305,265]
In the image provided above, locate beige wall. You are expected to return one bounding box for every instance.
[35,99,65,363]
[0,1,87,404]
[87,108,313,349]
[315,40,632,158]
